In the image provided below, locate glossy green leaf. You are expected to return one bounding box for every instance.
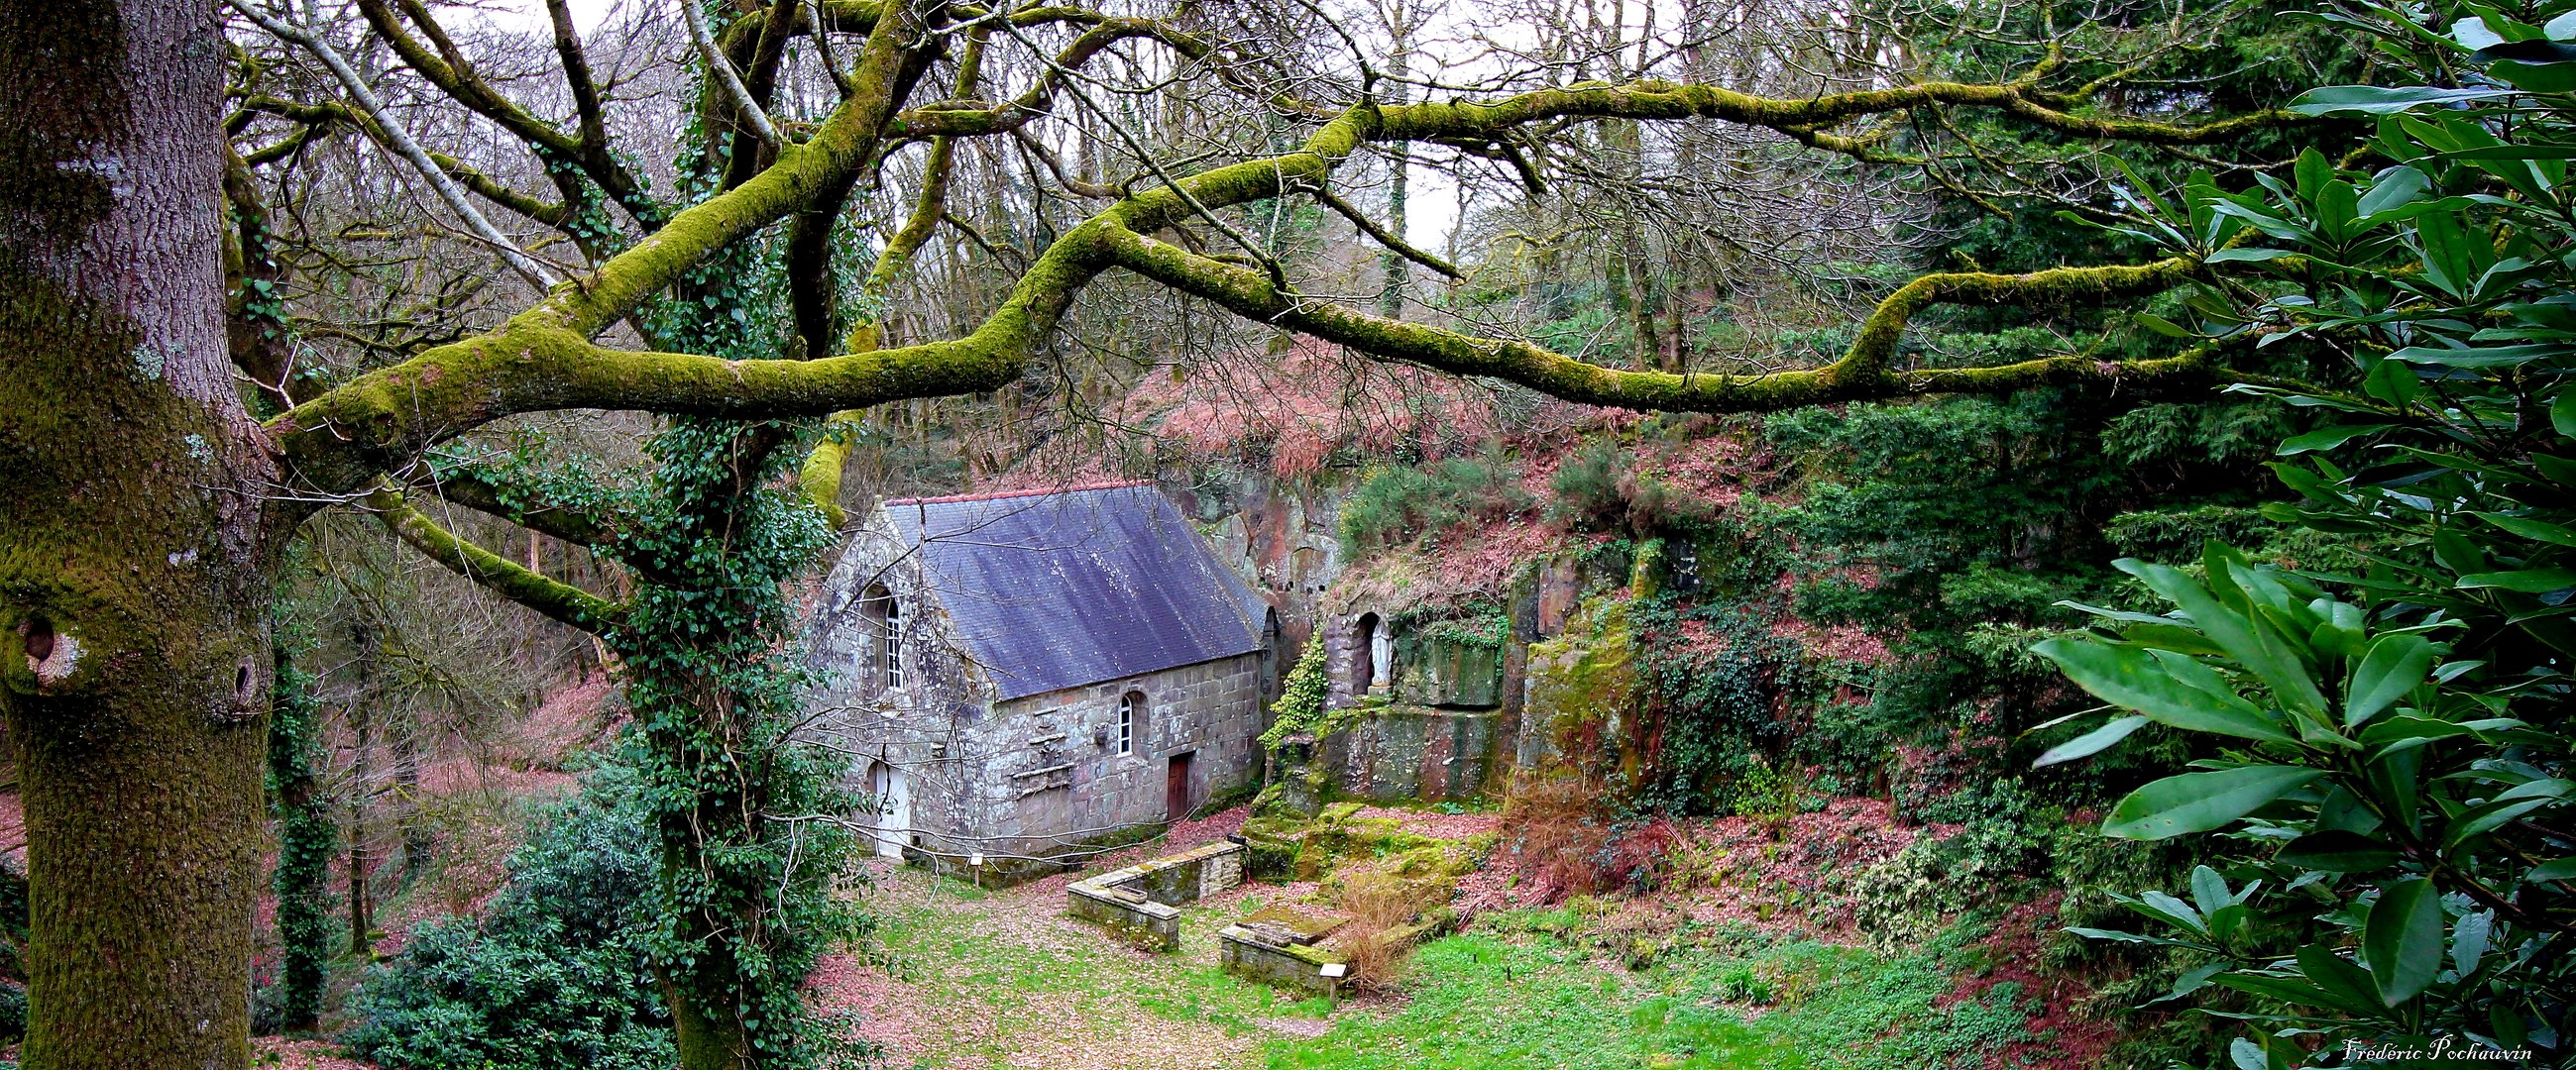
[2190,865,2236,918]
[2346,633,2438,726]
[2119,558,2330,719]
[2454,910,2492,976]
[2456,568,2576,592]
[2280,425,2395,455]
[2363,356,2422,407]
[2156,961,2232,1003]
[2298,944,2394,1016]
[2212,971,2366,1016]
[2063,925,2200,948]
[2363,877,2443,1006]
[2474,512,2576,546]
[2290,85,2520,115]
[2448,779,2569,844]
[2033,639,2294,743]
[2204,248,2300,264]
[2358,165,2432,216]
[2104,766,2326,840]
[2033,714,2149,767]
[2389,344,2566,368]
[2278,829,2402,872]
[2490,58,2576,92]
[2415,211,2482,297]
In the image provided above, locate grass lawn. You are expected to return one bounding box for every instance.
[860,876,2040,1070]
[1267,921,2037,1070]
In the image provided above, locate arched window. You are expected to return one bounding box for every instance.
[860,584,903,693]
[1117,691,1143,756]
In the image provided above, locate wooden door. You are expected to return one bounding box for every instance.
[1166,751,1194,822]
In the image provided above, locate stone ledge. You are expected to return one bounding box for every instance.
[1218,924,1345,991]
[1067,882,1181,950]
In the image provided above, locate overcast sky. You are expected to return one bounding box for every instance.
[457,0,1682,254]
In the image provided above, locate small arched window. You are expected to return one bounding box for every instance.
[1117,691,1143,756]
[860,584,903,693]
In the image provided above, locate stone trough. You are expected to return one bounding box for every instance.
[1065,838,1247,951]
[1218,904,1350,992]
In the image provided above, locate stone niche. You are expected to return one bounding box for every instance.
[1064,839,1248,951]
[1309,629,1509,805]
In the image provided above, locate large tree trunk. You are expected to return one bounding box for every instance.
[0,2,277,1068]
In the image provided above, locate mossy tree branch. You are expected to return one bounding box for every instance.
[272,59,2316,502]
[365,484,625,631]
[1102,225,2218,409]
[797,36,985,523]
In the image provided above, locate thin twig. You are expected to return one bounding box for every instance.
[229,0,560,289]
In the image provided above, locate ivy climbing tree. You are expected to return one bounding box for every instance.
[0,0,2375,1064]
[266,620,336,1033]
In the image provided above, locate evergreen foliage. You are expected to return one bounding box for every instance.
[345,770,673,1070]
[2032,5,2576,1060]
[1338,452,1531,551]
[1261,635,1334,749]
[611,415,865,1069]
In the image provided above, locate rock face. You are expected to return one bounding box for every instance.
[1518,598,1643,783]
[1394,634,1507,708]
[1320,702,1502,803]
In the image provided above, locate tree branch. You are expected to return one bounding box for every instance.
[365,484,624,632]
[408,469,621,549]
[1308,183,1462,280]
[228,1,561,287]
[545,0,610,154]
[1099,224,2214,410]
[681,0,781,149]
[355,0,655,225]
[274,65,2309,498]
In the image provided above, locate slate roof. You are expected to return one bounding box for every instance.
[882,482,1269,701]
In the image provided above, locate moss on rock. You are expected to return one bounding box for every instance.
[1521,596,1643,783]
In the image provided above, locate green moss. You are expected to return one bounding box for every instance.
[1522,597,1642,779]
[1242,904,1347,942]
[367,486,624,631]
